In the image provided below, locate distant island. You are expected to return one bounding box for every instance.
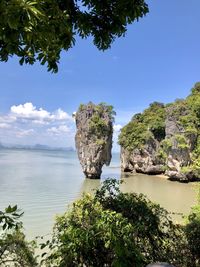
[0,143,75,152]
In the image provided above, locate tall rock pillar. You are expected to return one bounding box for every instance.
[75,102,115,179]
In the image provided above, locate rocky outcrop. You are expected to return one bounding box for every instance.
[164,104,197,181]
[119,88,200,182]
[120,104,197,180]
[119,102,166,176]
[121,138,164,175]
[75,102,114,179]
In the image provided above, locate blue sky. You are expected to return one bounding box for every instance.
[0,0,200,151]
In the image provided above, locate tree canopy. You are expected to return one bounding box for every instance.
[0,0,148,72]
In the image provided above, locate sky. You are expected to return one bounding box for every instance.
[0,0,200,151]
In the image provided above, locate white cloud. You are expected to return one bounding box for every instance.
[47,125,71,136]
[10,103,72,124]
[53,108,72,120]
[15,129,35,138]
[113,124,122,132]
[11,103,49,119]
[0,103,75,147]
[0,114,16,124]
[0,123,10,129]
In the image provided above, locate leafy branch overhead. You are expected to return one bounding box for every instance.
[0,0,149,72]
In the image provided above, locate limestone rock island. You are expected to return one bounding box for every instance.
[119,83,200,182]
[75,102,115,179]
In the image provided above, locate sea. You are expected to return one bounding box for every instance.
[0,148,196,239]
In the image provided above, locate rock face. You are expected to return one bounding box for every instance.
[121,138,164,175]
[119,86,200,182]
[120,104,197,180]
[75,102,114,179]
[119,102,166,176]
[164,104,197,182]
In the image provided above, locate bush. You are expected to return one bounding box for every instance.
[185,184,200,266]
[1,179,200,266]
[44,194,144,267]
[118,102,166,150]
[0,230,37,267]
[0,206,37,267]
[43,179,185,267]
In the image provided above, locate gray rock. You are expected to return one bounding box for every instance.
[121,137,164,175]
[165,105,186,139]
[165,170,187,182]
[121,147,134,172]
[165,104,197,181]
[120,102,198,182]
[75,102,113,179]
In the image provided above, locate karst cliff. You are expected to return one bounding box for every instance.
[75,102,115,179]
[119,83,200,182]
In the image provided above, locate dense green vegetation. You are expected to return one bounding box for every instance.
[118,83,200,178]
[185,184,200,266]
[1,179,200,266]
[88,103,115,139]
[0,0,148,72]
[78,102,115,145]
[0,205,37,266]
[118,102,166,151]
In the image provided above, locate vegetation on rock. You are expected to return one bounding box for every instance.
[75,102,114,178]
[88,103,115,142]
[119,83,200,181]
[119,102,166,151]
[77,102,115,145]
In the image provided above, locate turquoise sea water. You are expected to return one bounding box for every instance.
[0,149,196,239]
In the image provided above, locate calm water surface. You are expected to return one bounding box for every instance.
[0,149,196,239]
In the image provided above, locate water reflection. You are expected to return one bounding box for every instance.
[78,178,101,196]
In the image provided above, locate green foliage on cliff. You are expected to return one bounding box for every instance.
[87,103,115,143]
[119,83,200,178]
[118,102,166,150]
[187,82,200,122]
[185,84,200,175]
[175,134,189,149]
[77,102,115,146]
[0,0,148,72]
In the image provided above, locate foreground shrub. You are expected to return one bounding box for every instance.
[44,194,144,267]
[1,180,200,266]
[95,179,186,266]
[0,230,37,267]
[0,206,37,267]
[185,184,200,266]
[43,179,186,267]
